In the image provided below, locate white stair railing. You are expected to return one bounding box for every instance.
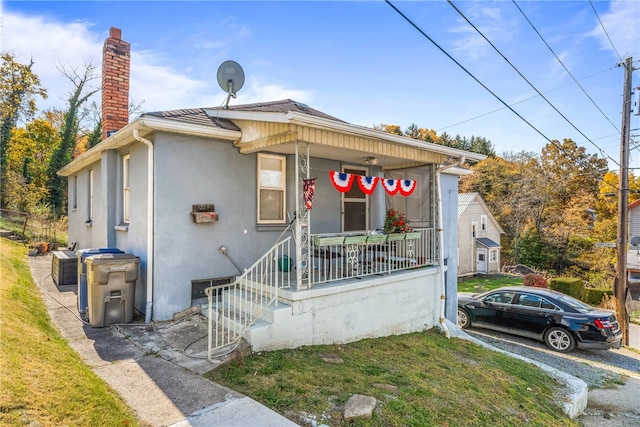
[205,237,292,359]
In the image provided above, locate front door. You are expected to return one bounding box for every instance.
[476,248,487,274]
[342,167,368,232]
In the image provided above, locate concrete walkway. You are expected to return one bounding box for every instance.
[29,253,298,427]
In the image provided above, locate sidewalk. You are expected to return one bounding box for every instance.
[28,253,298,427]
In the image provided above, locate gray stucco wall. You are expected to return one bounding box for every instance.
[66,130,449,321]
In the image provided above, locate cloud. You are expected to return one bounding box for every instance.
[2,12,103,106]
[241,77,314,105]
[590,0,640,58]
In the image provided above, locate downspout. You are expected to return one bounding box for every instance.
[435,157,465,339]
[133,129,154,323]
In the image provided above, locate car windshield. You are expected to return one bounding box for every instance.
[555,293,595,313]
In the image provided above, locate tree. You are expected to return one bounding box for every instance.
[48,63,99,216]
[0,52,47,208]
[4,118,60,213]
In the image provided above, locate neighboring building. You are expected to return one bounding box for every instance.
[457,193,503,277]
[626,200,640,310]
[57,28,486,352]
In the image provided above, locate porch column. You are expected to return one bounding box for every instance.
[295,142,311,289]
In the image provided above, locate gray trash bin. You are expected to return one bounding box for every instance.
[86,253,139,327]
[77,248,124,315]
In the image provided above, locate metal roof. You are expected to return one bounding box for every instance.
[476,237,501,248]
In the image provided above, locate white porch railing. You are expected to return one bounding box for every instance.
[205,237,293,358]
[205,228,436,358]
[309,228,437,284]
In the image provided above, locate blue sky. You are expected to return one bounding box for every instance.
[2,1,639,168]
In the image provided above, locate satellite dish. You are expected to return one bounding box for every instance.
[217,60,245,109]
[632,236,640,253]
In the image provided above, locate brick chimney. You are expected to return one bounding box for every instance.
[102,27,130,140]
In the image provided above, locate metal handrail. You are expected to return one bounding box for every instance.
[205,237,292,358]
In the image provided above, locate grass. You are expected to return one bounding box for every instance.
[458,274,524,293]
[0,238,144,426]
[207,330,578,427]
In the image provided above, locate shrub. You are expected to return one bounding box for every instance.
[548,277,583,299]
[523,273,547,288]
[582,287,613,306]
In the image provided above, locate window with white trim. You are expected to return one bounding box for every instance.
[257,154,286,224]
[122,154,130,223]
[481,215,487,232]
[72,175,78,211]
[490,249,498,262]
[88,169,94,222]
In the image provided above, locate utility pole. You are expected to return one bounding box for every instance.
[616,56,633,346]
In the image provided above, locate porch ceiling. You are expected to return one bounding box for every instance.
[232,120,451,170]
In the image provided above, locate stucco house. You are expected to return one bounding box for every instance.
[457,193,503,277]
[58,28,486,355]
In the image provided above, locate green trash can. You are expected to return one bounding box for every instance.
[278,255,293,272]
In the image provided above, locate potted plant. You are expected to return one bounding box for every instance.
[384,209,411,240]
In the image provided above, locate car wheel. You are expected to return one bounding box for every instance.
[457,308,471,329]
[544,327,576,352]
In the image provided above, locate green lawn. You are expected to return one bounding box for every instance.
[458,274,523,293]
[207,330,578,427]
[0,238,144,426]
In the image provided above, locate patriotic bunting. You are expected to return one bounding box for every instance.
[329,171,355,192]
[398,179,417,196]
[303,178,317,210]
[381,179,401,195]
[328,171,417,197]
[357,175,379,195]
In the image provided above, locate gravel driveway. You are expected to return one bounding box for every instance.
[463,327,640,425]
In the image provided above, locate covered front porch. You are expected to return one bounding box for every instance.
[203,102,484,356]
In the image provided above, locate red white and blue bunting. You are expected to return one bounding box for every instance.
[357,175,379,195]
[399,179,417,196]
[329,171,416,197]
[329,171,355,192]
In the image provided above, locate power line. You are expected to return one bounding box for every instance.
[384,0,556,146]
[436,67,615,132]
[589,0,623,62]
[446,0,619,167]
[513,0,621,135]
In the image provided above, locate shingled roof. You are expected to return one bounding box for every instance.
[142,99,345,131]
[142,108,241,131]
[215,99,347,123]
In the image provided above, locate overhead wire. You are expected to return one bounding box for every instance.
[385,0,620,176]
[436,67,615,132]
[446,0,619,167]
[384,0,556,146]
[589,0,623,62]
[513,0,621,135]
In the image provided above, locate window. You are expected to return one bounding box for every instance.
[258,154,286,224]
[88,169,94,222]
[122,154,130,223]
[484,291,514,304]
[490,249,498,262]
[540,299,557,310]
[72,176,78,211]
[471,222,477,238]
[481,215,487,231]
[518,294,542,308]
[343,166,367,231]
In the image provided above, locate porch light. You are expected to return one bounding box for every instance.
[364,157,379,165]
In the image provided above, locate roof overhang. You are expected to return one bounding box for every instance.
[57,116,242,176]
[208,109,487,169]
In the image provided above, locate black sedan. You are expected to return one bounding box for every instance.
[457,286,622,352]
